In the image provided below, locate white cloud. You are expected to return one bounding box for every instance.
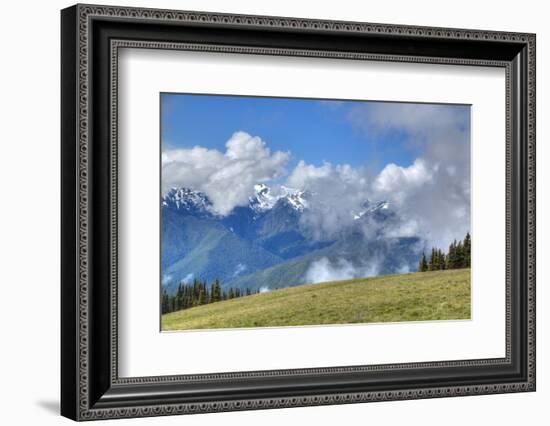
[304,257,380,284]
[396,264,411,274]
[287,161,372,240]
[373,159,434,196]
[289,155,469,249]
[349,102,470,173]
[295,102,472,250]
[162,102,470,251]
[162,131,290,215]
[370,158,469,249]
[283,102,470,250]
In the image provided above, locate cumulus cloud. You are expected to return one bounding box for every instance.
[365,106,470,248]
[304,257,380,284]
[287,161,372,239]
[162,131,290,215]
[371,159,470,249]
[283,154,469,249]
[163,102,470,251]
[294,102,472,249]
[373,159,434,195]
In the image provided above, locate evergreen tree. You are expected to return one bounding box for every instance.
[435,248,442,270]
[213,279,221,302]
[161,289,170,314]
[455,241,465,268]
[438,249,446,270]
[183,285,190,309]
[427,248,435,271]
[463,232,471,268]
[446,240,457,269]
[175,283,184,311]
[198,288,205,305]
[418,252,428,272]
[209,283,215,304]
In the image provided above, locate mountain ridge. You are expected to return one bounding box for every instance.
[161,184,418,294]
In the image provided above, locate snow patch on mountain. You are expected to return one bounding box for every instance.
[162,184,388,221]
[249,184,309,214]
[249,184,276,211]
[352,201,390,220]
[162,187,211,213]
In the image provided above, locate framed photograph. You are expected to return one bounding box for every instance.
[61,4,536,421]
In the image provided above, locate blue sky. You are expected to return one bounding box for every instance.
[160,93,452,174]
[160,93,471,249]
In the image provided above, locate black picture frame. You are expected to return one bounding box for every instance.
[61,4,536,421]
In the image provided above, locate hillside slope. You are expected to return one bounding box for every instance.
[161,268,471,331]
[162,208,282,293]
[228,235,421,292]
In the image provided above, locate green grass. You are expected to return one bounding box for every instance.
[161,269,471,331]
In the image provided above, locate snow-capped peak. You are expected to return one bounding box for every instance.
[162,187,211,212]
[249,184,309,213]
[279,186,309,212]
[162,184,309,216]
[250,183,276,211]
[353,200,390,220]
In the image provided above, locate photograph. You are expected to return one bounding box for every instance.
[160,94,472,331]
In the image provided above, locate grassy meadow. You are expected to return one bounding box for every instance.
[161,268,471,331]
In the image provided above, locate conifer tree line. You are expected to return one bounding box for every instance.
[418,232,471,272]
[162,279,259,314]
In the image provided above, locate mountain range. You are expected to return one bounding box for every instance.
[161,184,422,294]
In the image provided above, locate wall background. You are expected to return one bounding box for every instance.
[0,0,546,424]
